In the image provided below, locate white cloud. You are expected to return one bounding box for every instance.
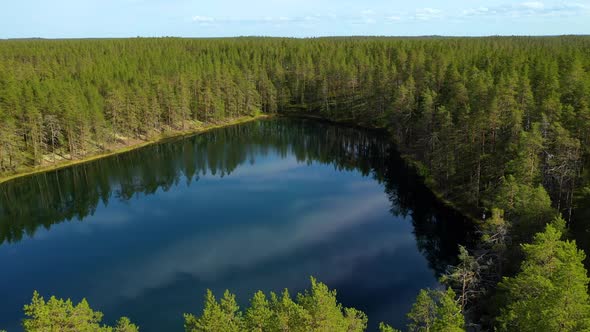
[190,14,325,26]
[190,1,590,29]
[89,192,396,301]
[386,15,402,21]
[460,1,589,19]
[414,8,443,21]
[461,7,490,16]
[191,15,216,26]
[191,15,214,23]
[521,1,545,10]
[359,9,377,24]
[303,15,320,22]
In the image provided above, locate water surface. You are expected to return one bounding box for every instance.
[0,118,471,331]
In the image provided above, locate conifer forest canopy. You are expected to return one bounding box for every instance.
[2,36,590,331]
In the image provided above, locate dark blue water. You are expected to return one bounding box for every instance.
[0,118,471,331]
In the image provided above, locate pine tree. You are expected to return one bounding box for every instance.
[407,288,465,332]
[22,291,137,332]
[496,224,590,331]
[184,290,243,332]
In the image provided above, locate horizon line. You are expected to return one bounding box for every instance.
[2,34,590,40]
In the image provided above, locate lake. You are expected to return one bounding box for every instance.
[0,118,472,331]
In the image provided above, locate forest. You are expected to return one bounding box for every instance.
[14,277,464,332]
[1,36,590,330]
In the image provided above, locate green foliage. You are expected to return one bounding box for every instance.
[480,208,509,254]
[184,277,367,332]
[496,224,590,331]
[507,123,544,186]
[244,291,273,331]
[440,246,484,311]
[268,289,310,332]
[184,290,243,332]
[0,37,587,223]
[3,35,590,332]
[378,322,401,332]
[406,288,465,332]
[22,291,138,332]
[298,277,368,331]
[113,317,139,332]
[494,175,555,240]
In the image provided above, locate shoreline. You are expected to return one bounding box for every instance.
[0,111,478,223]
[399,155,480,223]
[0,114,270,185]
[281,112,480,223]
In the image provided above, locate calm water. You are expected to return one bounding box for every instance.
[0,118,471,331]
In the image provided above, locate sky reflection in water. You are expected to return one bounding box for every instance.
[0,118,471,331]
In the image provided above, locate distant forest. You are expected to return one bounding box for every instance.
[2,36,590,331]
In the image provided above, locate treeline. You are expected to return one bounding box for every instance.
[186,277,463,332]
[1,37,589,219]
[2,36,590,330]
[16,291,138,332]
[14,278,463,332]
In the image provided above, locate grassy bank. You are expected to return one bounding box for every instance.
[0,114,270,185]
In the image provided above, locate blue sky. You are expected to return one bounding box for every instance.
[1,0,589,38]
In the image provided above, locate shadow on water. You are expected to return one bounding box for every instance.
[0,118,474,331]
